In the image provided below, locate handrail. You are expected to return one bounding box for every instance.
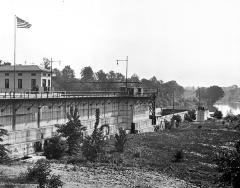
[0,90,153,99]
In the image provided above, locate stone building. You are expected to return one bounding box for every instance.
[0,64,51,93]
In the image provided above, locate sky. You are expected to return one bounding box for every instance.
[1,0,240,87]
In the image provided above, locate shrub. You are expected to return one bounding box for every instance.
[215,140,240,188]
[184,110,196,122]
[56,106,86,155]
[26,159,63,188]
[0,124,9,163]
[213,110,223,119]
[164,120,172,130]
[44,136,67,160]
[82,108,106,161]
[114,128,127,153]
[82,130,105,161]
[171,115,182,127]
[48,175,63,188]
[173,149,184,162]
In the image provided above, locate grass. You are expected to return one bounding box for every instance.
[122,122,240,187]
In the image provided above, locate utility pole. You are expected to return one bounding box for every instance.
[116,56,128,91]
[49,58,61,92]
[172,89,175,110]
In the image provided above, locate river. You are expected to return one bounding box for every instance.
[214,102,240,117]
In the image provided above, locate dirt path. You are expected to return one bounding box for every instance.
[0,162,197,188]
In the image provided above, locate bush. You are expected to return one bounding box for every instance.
[171,115,182,127]
[215,140,240,188]
[114,128,127,153]
[82,108,106,162]
[44,136,67,160]
[184,110,196,122]
[26,159,63,188]
[164,120,172,130]
[48,175,63,188]
[82,129,105,161]
[173,149,184,162]
[56,106,86,155]
[0,124,9,163]
[213,110,223,119]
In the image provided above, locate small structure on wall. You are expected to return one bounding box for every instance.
[0,64,51,93]
[196,106,209,122]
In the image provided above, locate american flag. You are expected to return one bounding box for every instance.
[17,17,31,28]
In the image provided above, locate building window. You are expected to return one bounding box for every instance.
[43,73,46,76]
[18,73,22,76]
[5,73,9,76]
[31,73,36,76]
[42,79,46,87]
[31,79,36,90]
[48,74,51,77]
[18,79,22,89]
[5,79,9,88]
[48,79,50,87]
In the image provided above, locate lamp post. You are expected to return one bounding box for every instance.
[44,58,61,92]
[116,56,128,91]
[50,58,61,92]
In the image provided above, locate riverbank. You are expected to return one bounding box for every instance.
[1,121,239,187]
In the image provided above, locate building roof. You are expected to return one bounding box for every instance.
[0,65,51,72]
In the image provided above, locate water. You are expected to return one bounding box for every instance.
[214,102,240,117]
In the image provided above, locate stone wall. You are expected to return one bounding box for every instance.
[0,98,153,158]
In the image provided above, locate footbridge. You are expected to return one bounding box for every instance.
[0,90,156,158]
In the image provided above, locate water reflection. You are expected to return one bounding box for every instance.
[214,102,240,116]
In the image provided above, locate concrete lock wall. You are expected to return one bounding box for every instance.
[0,98,153,158]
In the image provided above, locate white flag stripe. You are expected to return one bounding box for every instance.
[17,23,31,27]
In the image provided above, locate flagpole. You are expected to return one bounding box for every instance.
[13,15,16,98]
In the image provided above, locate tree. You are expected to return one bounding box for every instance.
[82,109,106,161]
[213,110,223,119]
[196,86,224,106]
[80,66,95,81]
[44,136,67,159]
[42,57,51,70]
[130,74,140,83]
[95,70,108,90]
[53,68,61,78]
[207,86,225,105]
[114,128,127,153]
[56,106,86,155]
[62,65,75,81]
[115,72,125,82]
[107,71,116,81]
[0,124,9,163]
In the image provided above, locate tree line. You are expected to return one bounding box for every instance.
[51,65,186,108]
[50,64,225,109]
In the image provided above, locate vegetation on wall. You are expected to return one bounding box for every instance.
[0,124,9,163]
[82,108,106,161]
[56,106,86,155]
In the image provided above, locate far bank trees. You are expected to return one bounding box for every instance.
[196,86,224,106]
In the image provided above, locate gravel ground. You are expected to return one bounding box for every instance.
[0,162,197,188]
